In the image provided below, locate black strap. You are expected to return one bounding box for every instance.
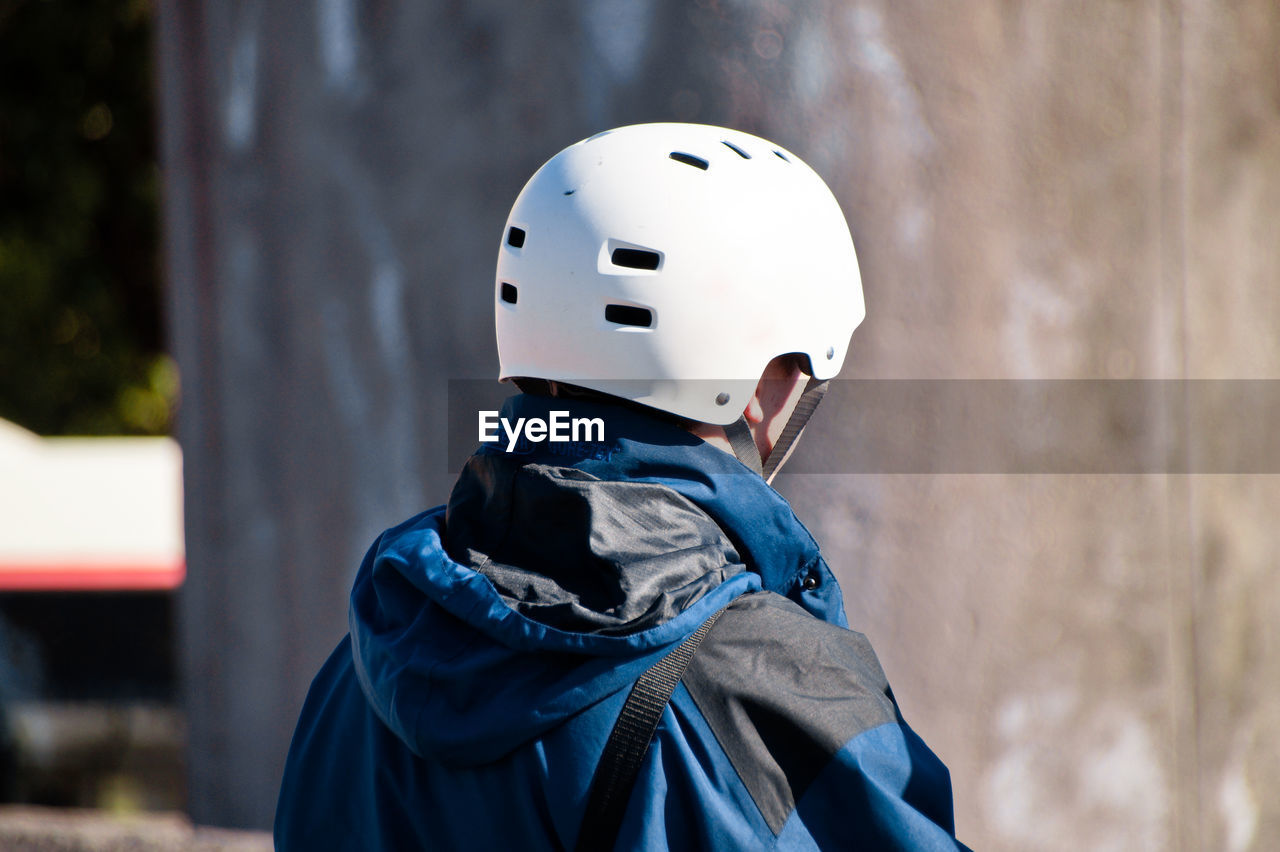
[574,606,729,851]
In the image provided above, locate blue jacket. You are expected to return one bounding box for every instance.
[275,393,967,850]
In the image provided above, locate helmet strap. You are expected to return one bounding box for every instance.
[722,415,763,476]
[721,377,829,482]
[762,378,829,483]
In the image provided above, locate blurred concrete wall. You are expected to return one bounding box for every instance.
[157,0,1279,847]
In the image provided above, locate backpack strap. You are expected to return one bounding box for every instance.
[574,605,730,852]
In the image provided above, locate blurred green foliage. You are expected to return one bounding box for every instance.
[0,0,174,436]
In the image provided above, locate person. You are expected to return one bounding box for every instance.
[275,122,969,850]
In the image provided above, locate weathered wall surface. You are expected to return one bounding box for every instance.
[782,3,1280,850]
[157,0,1279,847]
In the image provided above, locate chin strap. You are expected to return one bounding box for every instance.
[762,378,828,482]
[722,415,763,476]
[722,378,829,483]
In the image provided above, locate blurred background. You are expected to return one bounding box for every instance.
[1,1,1277,850]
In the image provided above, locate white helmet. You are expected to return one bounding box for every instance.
[495,122,864,427]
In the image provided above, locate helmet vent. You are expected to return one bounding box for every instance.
[500,283,518,304]
[773,150,791,163]
[610,247,661,270]
[669,151,709,170]
[506,226,526,248]
[605,304,653,328]
[721,141,751,159]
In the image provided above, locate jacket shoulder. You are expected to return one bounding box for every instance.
[682,592,899,834]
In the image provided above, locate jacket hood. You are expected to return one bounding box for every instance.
[348,393,845,767]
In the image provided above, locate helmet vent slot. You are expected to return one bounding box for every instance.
[721,141,751,159]
[506,226,526,248]
[669,151,709,170]
[773,150,791,163]
[605,304,653,328]
[610,247,661,270]
[500,282,518,304]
